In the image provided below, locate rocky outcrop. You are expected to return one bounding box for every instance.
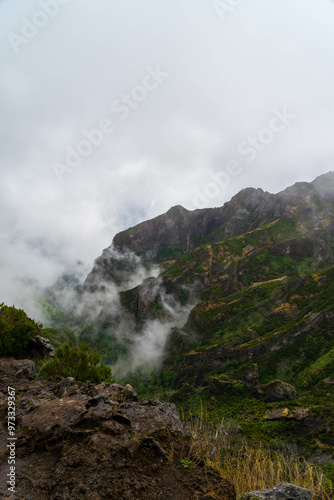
[0,357,37,379]
[244,369,297,403]
[241,482,311,499]
[0,358,236,500]
[258,381,297,403]
[264,407,310,421]
[207,376,246,397]
[28,335,55,359]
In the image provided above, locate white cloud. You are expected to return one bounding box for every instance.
[0,0,334,317]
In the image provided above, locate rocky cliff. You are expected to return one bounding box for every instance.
[0,357,235,500]
[85,171,334,292]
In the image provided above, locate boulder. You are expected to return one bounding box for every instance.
[95,382,138,402]
[243,365,296,402]
[259,381,296,403]
[116,400,184,434]
[207,376,246,397]
[264,407,310,421]
[241,482,312,499]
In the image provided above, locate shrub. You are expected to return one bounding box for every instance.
[0,303,42,357]
[39,342,113,384]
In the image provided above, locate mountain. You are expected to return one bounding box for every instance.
[81,172,334,456]
[85,172,334,291]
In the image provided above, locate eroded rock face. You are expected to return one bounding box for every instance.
[0,358,37,378]
[0,358,236,500]
[207,376,246,397]
[243,366,297,403]
[241,482,312,499]
[28,335,55,359]
[116,400,184,434]
[259,381,297,403]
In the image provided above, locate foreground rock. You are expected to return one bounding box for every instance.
[241,482,311,500]
[0,357,236,500]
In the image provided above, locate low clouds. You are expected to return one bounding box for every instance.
[1,0,334,317]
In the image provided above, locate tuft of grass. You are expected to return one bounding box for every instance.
[181,410,333,499]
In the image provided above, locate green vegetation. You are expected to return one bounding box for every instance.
[157,245,184,261]
[181,411,333,499]
[41,327,77,349]
[38,298,75,328]
[38,342,113,384]
[78,322,128,365]
[0,303,42,357]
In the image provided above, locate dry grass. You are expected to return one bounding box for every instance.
[182,411,333,499]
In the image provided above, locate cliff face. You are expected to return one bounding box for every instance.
[84,172,334,292]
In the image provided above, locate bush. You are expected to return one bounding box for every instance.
[39,342,113,384]
[0,303,42,357]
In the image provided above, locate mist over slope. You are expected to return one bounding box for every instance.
[43,171,334,383]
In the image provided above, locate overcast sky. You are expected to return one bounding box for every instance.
[1,0,334,317]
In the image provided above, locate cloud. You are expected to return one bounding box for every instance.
[0,0,334,318]
[110,282,198,377]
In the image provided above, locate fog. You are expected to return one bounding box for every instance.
[1,0,334,319]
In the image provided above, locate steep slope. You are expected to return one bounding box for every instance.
[78,173,334,456]
[84,172,334,292]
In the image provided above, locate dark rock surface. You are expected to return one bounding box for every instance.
[258,380,297,403]
[28,335,55,360]
[0,357,236,500]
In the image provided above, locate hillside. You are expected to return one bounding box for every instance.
[77,173,334,463]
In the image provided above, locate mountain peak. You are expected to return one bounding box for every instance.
[167,205,188,214]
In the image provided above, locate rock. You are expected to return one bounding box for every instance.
[264,408,290,421]
[28,335,55,359]
[95,382,138,402]
[0,358,37,378]
[243,363,259,386]
[0,356,236,500]
[241,482,311,499]
[243,365,296,403]
[20,395,117,436]
[259,381,297,403]
[322,377,334,387]
[116,400,184,434]
[292,407,310,420]
[264,407,310,421]
[54,376,77,397]
[208,376,246,397]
